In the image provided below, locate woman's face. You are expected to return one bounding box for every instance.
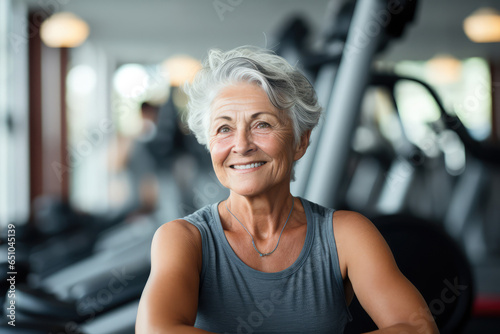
[208,82,308,196]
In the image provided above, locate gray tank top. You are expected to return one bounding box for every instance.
[182,197,352,334]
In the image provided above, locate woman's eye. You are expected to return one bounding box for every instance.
[218,126,230,133]
[256,122,271,129]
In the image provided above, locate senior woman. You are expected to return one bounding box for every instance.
[136,46,438,334]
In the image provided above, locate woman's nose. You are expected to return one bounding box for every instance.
[233,128,256,155]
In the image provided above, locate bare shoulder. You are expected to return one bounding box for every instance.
[332,210,393,267]
[151,219,202,274]
[153,219,202,247]
[332,210,381,241]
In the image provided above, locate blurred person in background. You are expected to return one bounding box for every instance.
[136,46,439,334]
[126,102,161,215]
[108,102,162,218]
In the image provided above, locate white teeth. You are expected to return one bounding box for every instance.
[233,162,265,170]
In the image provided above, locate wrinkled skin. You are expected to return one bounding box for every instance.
[209,82,307,198]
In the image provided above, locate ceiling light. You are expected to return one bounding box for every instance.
[40,12,90,48]
[426,54,462,84]
[161,55,202,87]
[463,7,500,43]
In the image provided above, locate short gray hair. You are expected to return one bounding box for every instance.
[184,46,322,148]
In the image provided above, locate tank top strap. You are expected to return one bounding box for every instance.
[304,198,352,322]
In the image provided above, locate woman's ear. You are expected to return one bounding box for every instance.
[294,130,312,161]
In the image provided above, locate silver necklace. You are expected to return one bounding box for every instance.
[225,197,294,257]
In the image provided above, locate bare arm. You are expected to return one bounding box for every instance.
[136,220,216,333]
[334,211,439,334]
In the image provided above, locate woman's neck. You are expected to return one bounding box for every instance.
[225,187,294,240]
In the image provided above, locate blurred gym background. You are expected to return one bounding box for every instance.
[1,0,500,333]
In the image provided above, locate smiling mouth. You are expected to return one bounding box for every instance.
[230,162,267,170]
